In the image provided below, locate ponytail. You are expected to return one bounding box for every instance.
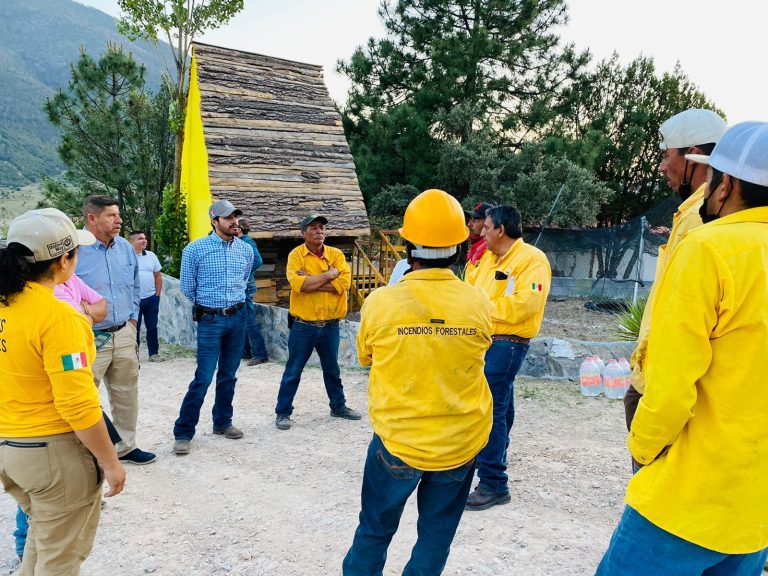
[0,243,68,306]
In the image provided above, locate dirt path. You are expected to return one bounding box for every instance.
[1,355,630,575]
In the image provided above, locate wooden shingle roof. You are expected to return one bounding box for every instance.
[192,42,370,239]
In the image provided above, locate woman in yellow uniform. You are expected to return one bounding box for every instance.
[0,208,126,575]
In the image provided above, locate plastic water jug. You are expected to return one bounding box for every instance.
[604,359,625,399]
[593,355,605,394]
[579,357,601,397]
[618,357,631,396]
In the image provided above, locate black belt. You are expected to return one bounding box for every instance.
[199,302,246,317]
[492,334,530,345]
[296,318,339,327]
[102,322,126,333]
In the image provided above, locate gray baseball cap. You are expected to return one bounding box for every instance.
[7,208,96,262]
[208,199,242,219]
[300,214,328,230]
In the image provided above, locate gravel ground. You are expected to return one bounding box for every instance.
[0,346,630,576]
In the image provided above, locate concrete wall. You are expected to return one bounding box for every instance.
[157,275,636,379]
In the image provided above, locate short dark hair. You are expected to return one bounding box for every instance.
[0,243,76,306]
[710,167,768,208]
[675,142,717,156]
[129,230,145,238]
[486,205,522,239]
[83,195,119,219]
[405,242,460,269]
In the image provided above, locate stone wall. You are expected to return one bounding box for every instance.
[157,277,636,380]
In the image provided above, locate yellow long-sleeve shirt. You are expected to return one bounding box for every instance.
[627,206,768,554]
[630,183,706,392]
[0,282,101,437]
[357,267,493,471]
[286,243,351,321]
[467,238,551,338]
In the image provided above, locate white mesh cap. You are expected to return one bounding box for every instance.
[685,122,768,187]
[659,108,727,150]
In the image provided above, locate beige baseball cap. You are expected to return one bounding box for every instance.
[7,208,96,262]
[659,108,727,150]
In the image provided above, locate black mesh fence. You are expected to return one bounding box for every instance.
[522,196,677,298]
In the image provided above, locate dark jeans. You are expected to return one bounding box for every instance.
[274,320,346,416]
[476,340,529,495]
[137,294,160,356]
[174,307,247,440]
[14,506,27,557]
[242,285,268,360]
[343,434,476,576]
[597,506,768,575]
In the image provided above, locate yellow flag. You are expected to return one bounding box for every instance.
[181,52,212,241]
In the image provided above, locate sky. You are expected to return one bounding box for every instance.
[77,0,766,125]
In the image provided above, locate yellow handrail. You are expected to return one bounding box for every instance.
[349,239,388,311]
[378,230,404,282]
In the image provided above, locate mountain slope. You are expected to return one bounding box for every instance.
[0,0,169,187]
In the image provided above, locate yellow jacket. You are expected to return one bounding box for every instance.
[357,268,493,471]
[630,183,706,392]
[627,206,768,553]
[287,243,351,321]
[0,282,101,437]
[467,238,551,338]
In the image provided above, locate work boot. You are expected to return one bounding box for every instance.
[213,425,244,439]
[173,439,191,456]
[330,406,362,420]
[464,485,511,511]
[275,415,292,430]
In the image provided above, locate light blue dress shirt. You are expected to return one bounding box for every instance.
[76,234,140,329]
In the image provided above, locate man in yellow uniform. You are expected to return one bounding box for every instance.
[626,109,726,430]
[597,122,768,574]
[465,205,551,510]
[343,189,493,575]
[274,214,360,430]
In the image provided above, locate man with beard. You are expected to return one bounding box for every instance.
[597,121,768,575]
[626,109,726,431]
[173,200,253,455]
[273,214,360,430]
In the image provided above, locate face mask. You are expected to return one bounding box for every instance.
[698,182,730,224]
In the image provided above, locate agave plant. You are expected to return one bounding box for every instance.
[615,298,647,341]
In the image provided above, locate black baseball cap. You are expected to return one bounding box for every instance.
[470,202,494,219]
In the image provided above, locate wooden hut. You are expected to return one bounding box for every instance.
[190,41,370,305]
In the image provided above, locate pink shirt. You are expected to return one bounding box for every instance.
[54,274,103,311]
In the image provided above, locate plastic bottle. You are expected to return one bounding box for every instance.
[618,357,632,397]
[579,357,601,397]
[604,359,624,399]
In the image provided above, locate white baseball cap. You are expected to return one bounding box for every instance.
[659,108,727,150]
[686,122,768,187]
[7,208,96,263]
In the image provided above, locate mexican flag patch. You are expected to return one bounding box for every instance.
[62,352,88,371]
[531,283,543,292]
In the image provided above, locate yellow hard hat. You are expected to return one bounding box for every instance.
[398,189,469,247]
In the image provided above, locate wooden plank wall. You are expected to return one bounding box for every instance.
[193,42,370,240]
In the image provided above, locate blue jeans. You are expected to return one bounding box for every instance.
[597,506,768,575]
[476,340,529,495]
[137,294,160,356]
[174,307,247,439]
[14,506,27,557]
[343,434,476,576]
[242,285,268,360]
[274,320,346,415]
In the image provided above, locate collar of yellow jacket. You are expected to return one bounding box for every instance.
[490,237,524,263]
[705,205,768,227]
[676,182,707,215]
[401,268,457,282]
